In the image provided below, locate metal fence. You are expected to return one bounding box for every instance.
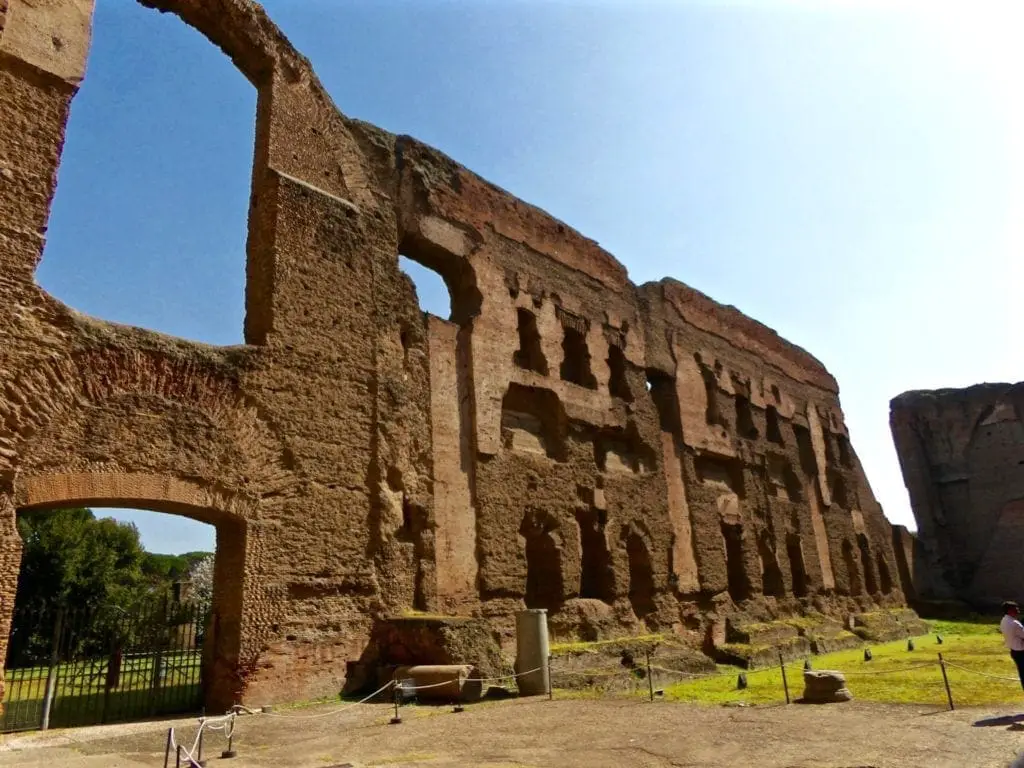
[1,598,209,732]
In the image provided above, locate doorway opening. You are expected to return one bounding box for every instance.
[2,502,227,733]
[722,523,751,602]
[623,526,657,623]
[575,509,614,602]
[857,534,879,595]
[786,534,809,597]
[841,539,862,596]
[520,510,564,612]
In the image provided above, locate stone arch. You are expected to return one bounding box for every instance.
[0,347,294,713]
[1,346,294,486]
[2,471,259,713]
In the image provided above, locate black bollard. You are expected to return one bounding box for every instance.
[390,685,402,725]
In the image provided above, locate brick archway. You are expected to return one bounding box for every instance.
[2,472,259,713]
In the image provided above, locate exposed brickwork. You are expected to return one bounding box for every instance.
[0,0,913,712]
[891,382,1024,608]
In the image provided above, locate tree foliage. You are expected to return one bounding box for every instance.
[188,554,214,617]
[8,508,213,666]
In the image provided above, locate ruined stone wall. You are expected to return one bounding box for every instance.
[0,0,911,710]
[891,383,1024,607]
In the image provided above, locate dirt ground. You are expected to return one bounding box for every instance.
[1,697,1024,768]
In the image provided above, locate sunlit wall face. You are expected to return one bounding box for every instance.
[39,0,1023,551]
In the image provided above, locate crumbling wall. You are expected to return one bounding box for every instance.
[0,0,914,710]
[891,383,1024,607]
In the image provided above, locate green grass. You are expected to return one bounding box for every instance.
[2,650,203,731]
[655,617,1021,708]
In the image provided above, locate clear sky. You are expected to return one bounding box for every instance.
[38,0,1022,554]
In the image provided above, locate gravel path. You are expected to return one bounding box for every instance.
[1,697,1024,767]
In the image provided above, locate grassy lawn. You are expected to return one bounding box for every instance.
[1,650,203,731]
[659,617,1023,708]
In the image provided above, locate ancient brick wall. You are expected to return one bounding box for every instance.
[891,383,1024,607]
[0,0,910,711]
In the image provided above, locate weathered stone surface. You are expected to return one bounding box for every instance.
[891,383,1024,608]
[801,669,852,703]
[0,0,916,713]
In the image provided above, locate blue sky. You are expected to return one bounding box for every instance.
[38,0,1022,554]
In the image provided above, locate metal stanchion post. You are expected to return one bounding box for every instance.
[547,655,554,701]
[163,728,173,768]
[196,721,206,767]
[779,652,791,705]
[645,650,654,702]
[938,653,954,711]
[221,723,237,759]
[390,683,402,724]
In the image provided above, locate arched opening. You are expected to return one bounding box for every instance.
[520,510,563,612]
[399,256,453,320]
[623,527,657,623]
[513,308,548,375]
[607,344,633,402]
[786,534,809,597]
[842,539,862,596]
[558,309,597,389]
[36,1,255,346]
[766,406,785,446]
[857,534,879,595]
[698,360,725,428]
[830,473,851,509]
[722,523,751,602]
[757,535,785,597]
[501,384,568,461]
[575,509,614,602]
[876,551,894,594]
[836,435,854,468]
[734,395,758,440]
[1,479,245,732]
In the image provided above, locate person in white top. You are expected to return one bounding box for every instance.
[1000,601,1024,690]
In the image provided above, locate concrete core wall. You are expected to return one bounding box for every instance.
[0,0,912,710]
[890,383,1024,608]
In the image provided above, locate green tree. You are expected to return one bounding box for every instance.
[10,509,149,664]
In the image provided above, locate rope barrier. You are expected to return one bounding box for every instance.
[943,662,1021,683]
[463,665,547,684]
[840,663,938,676]
[169,712,236,766]
[171,640,1024,763]
[248,680,397,720]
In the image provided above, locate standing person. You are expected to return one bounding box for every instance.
[1001,601,1024,690]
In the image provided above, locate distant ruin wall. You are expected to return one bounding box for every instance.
[891,383,1024,607]
[0,0,912,709]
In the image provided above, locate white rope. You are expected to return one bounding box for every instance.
[463,665,546,684]
[255,680,397,719]
[943,662,1021,682]
[840,663,939,676]
[169,712,236,766]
